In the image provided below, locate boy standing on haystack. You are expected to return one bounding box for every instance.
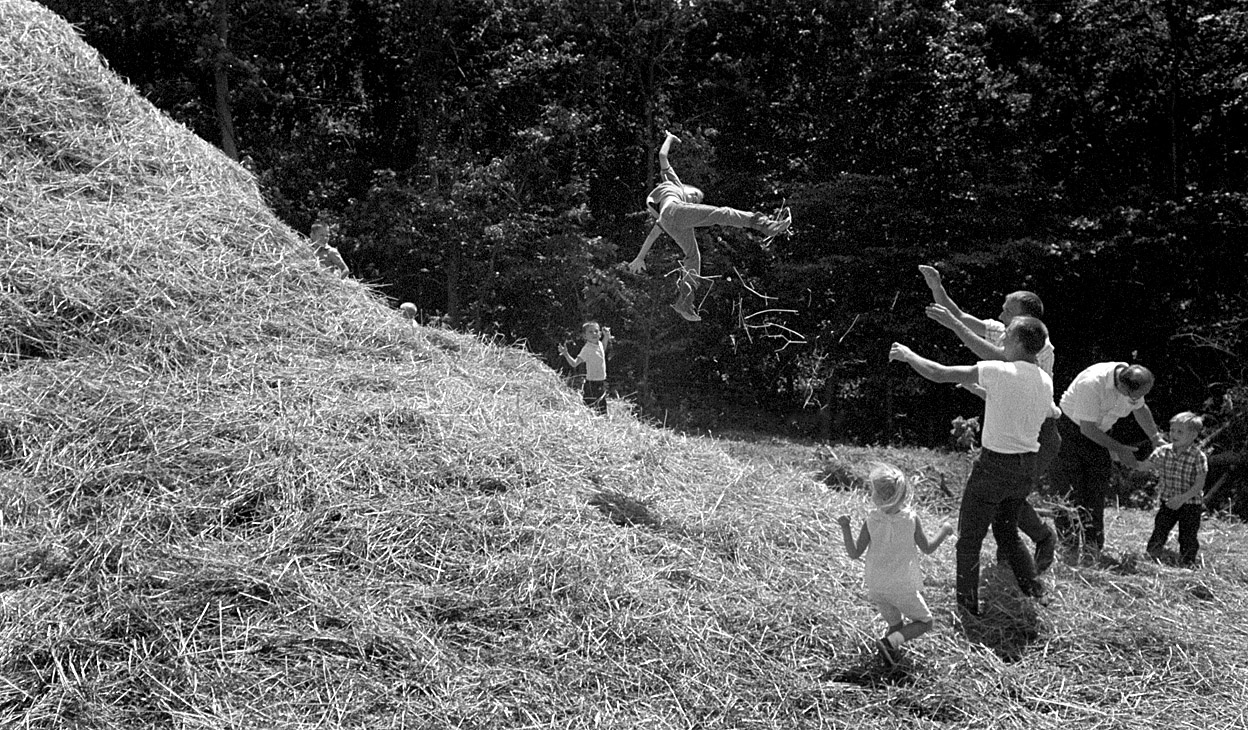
[890,316,1055,616]
[558,322,612,415]
[309,222,350,277]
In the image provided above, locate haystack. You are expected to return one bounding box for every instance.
[0,2,780,725]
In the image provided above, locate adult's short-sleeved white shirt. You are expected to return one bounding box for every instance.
[984,319,1055,376]
[577,341,607,381]
[1059,361,1142,432]
[978,360,1054,454]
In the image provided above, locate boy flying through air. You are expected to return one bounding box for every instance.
[628,130,790,322]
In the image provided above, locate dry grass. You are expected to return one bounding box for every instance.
[2,2,1247,728]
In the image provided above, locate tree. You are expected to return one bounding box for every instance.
[209,0,238,159]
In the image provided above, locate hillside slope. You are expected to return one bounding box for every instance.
[0,3,851,726]
[2,3,1246,729]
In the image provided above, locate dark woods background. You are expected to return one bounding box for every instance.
[46,1,1247,457]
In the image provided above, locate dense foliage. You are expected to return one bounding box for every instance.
[47,0,1248,446]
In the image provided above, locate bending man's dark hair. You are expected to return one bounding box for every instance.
[1117,365,1155,394]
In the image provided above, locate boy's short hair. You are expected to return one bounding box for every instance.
[1009,291,1045,318]
[1009,316,1048,356]
[1117,365,1155,394]
[1170,411,1204,430]
[581,321,600,333]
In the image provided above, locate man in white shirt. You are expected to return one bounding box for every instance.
[891,316,1055,616]
[1052,362,1164,553]
[919,265,1060,574]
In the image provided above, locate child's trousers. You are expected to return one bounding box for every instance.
[1147,503,1201,565]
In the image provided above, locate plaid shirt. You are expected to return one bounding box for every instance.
[1148,443,1208,506]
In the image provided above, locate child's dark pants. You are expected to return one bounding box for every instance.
[1147,503,1201,565]
[583,380,608,415]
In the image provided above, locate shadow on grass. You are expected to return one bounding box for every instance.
[961,563,1044,662]
[588,490,660,527]
[1138,546,1199,571]
[820,642,921,689]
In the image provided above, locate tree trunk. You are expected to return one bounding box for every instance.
[213,0,239,160]
[1164,0,1185,198]
[446,241,461,327]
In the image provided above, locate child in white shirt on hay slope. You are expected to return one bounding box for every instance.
[839,464,953,667]
[309,222,350,277]
[558,321,612,415]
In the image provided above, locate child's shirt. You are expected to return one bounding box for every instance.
[1148,443,1208,507]
[864,508,922,593]
[311,241,350,276]
[576,341,607,381]
[647,182,687,217]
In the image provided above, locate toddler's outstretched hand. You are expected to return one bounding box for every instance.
[557,343,569,357]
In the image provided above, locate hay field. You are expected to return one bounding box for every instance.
[2,2,1247,728]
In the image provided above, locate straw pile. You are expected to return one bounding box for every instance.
[2,2,1246,728]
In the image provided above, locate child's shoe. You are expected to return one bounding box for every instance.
[670,300,702,322]
[1024,579,1052,607]
[758,207,792,240]
[875,638,899,667]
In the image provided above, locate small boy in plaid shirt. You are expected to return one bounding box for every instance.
[1136,411,1208,567]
